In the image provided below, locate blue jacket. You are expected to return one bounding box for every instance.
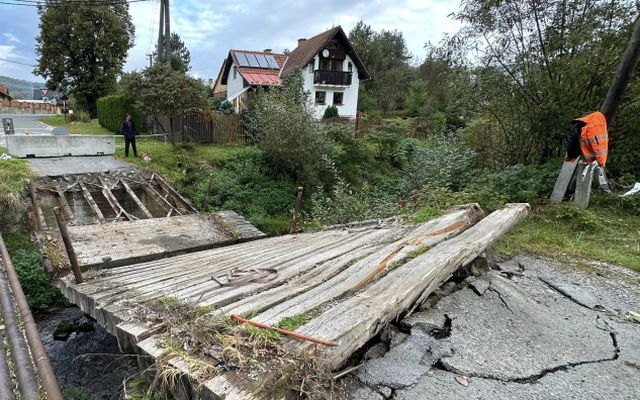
[121,121,136,139]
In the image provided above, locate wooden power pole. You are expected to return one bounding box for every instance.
[157,0,171,64]
[600,16,640,124]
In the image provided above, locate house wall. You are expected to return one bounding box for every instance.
[303,54,360,120]
[226,62,245,101]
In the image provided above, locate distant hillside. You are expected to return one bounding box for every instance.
[0,75,45,100]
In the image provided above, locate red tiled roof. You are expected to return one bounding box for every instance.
[241,72,282,85]
[224,50,286,86]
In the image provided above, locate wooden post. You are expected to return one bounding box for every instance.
[28,183,43,231]
[53,207,83,284]
[55,186,75,225]
[98,177,134,221]
[204,178,213,212]
[601,17,640,124]
[290,187,304,234]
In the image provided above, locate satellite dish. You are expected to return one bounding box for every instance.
[322,49,330,58]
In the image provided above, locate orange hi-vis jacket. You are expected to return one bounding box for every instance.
[577,111,609,167]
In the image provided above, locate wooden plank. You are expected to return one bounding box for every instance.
[254,206,483,325]
[141,184,181,216]
[550,159,579,203]
[574,162,595,209]
[97,176,134,221]
[56,186,76,224]
[79,182,105,222]
[119,179,153,219]
[288,203,530,370]
[153,175,198,213]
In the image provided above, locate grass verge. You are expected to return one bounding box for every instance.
[496,198,640,272]
[0,151,36,210]
[39,115,113,135]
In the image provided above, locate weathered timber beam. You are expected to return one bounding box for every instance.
[289,203,530,370]
[251,206,484,324]
[28,183,44,231]
[153,175,198,213]
[55,186,76,225]
[141,184,182,216]
[119,179,153,219]
[97,177,134,221]
[79,182,105,222]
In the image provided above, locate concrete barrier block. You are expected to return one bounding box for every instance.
[6,135,116,157]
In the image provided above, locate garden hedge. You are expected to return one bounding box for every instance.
[96,95,145,133]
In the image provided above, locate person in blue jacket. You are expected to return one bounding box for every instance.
[121,114,138,157]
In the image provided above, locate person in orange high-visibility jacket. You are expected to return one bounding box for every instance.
[570,111,609,167]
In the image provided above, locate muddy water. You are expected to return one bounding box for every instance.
[36,307,142,399]
[65,191,100,225]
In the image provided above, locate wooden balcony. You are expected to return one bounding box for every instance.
[314,70,352,86]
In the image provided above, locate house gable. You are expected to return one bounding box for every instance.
[280,26,370,80]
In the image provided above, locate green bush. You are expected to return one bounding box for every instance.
[323,105,339,119]
[4,233,64,310]
[96,95,145,133]
[367,124,405,161]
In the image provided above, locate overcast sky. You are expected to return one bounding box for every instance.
[0,0,461,83]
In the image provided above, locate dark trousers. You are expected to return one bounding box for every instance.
[124,137,137,157]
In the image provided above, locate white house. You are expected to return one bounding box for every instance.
[214,26,370,119]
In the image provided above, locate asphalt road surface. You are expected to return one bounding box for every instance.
[1,113,54,136]
[351,254,640,400]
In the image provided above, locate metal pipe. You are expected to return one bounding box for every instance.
[0,233,63,400]
[28,182,43,231]
[53,207,83,284]
[0,332,15,399]
[0,240,39,400]
[290,186,304,234]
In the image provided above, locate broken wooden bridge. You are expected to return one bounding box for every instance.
[54,202,529,399]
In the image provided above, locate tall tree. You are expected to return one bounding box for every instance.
[34,0,135,116]
[349,21,413,113]
[449,0,639,164]
[153,32,192,73]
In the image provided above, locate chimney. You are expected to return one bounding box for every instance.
[298,38,306,46]
[263,48,272,53]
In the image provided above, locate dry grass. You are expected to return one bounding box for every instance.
[149,297,343,399]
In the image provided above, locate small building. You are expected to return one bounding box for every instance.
[32,88,68,106]
[215,26,370,119]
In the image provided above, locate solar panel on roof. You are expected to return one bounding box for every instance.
[265,55,278,68]
[236,52,251,67]
[246,54,261,68]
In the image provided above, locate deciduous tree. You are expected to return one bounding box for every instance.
[34,0,135,116]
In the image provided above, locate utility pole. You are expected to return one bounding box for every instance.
[157,0,171,64]
[146,53,153,67]
[600,16,640,125]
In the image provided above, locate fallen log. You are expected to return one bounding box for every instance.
[289,203,530,370]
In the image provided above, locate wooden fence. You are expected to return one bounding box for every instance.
[156,109,246,144]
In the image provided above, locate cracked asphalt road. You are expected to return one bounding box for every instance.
[352,255,640,400]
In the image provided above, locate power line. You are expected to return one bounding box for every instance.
[0,57,36,67]
[0,0,151,7]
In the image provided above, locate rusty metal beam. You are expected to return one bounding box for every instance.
[79,182,105,222]
[0,233,64,400]
[120,179,153,219]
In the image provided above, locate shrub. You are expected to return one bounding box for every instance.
[243,71,334,187]
[96,95,144,133]
[65,111,90,123]
[217,100,234,115]
[323,105,339,119]
[367,124,405,161]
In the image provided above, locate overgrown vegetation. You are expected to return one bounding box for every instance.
[0,155,35,211]
[3,233,65,310]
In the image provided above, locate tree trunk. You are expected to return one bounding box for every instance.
[600,17,640,125]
